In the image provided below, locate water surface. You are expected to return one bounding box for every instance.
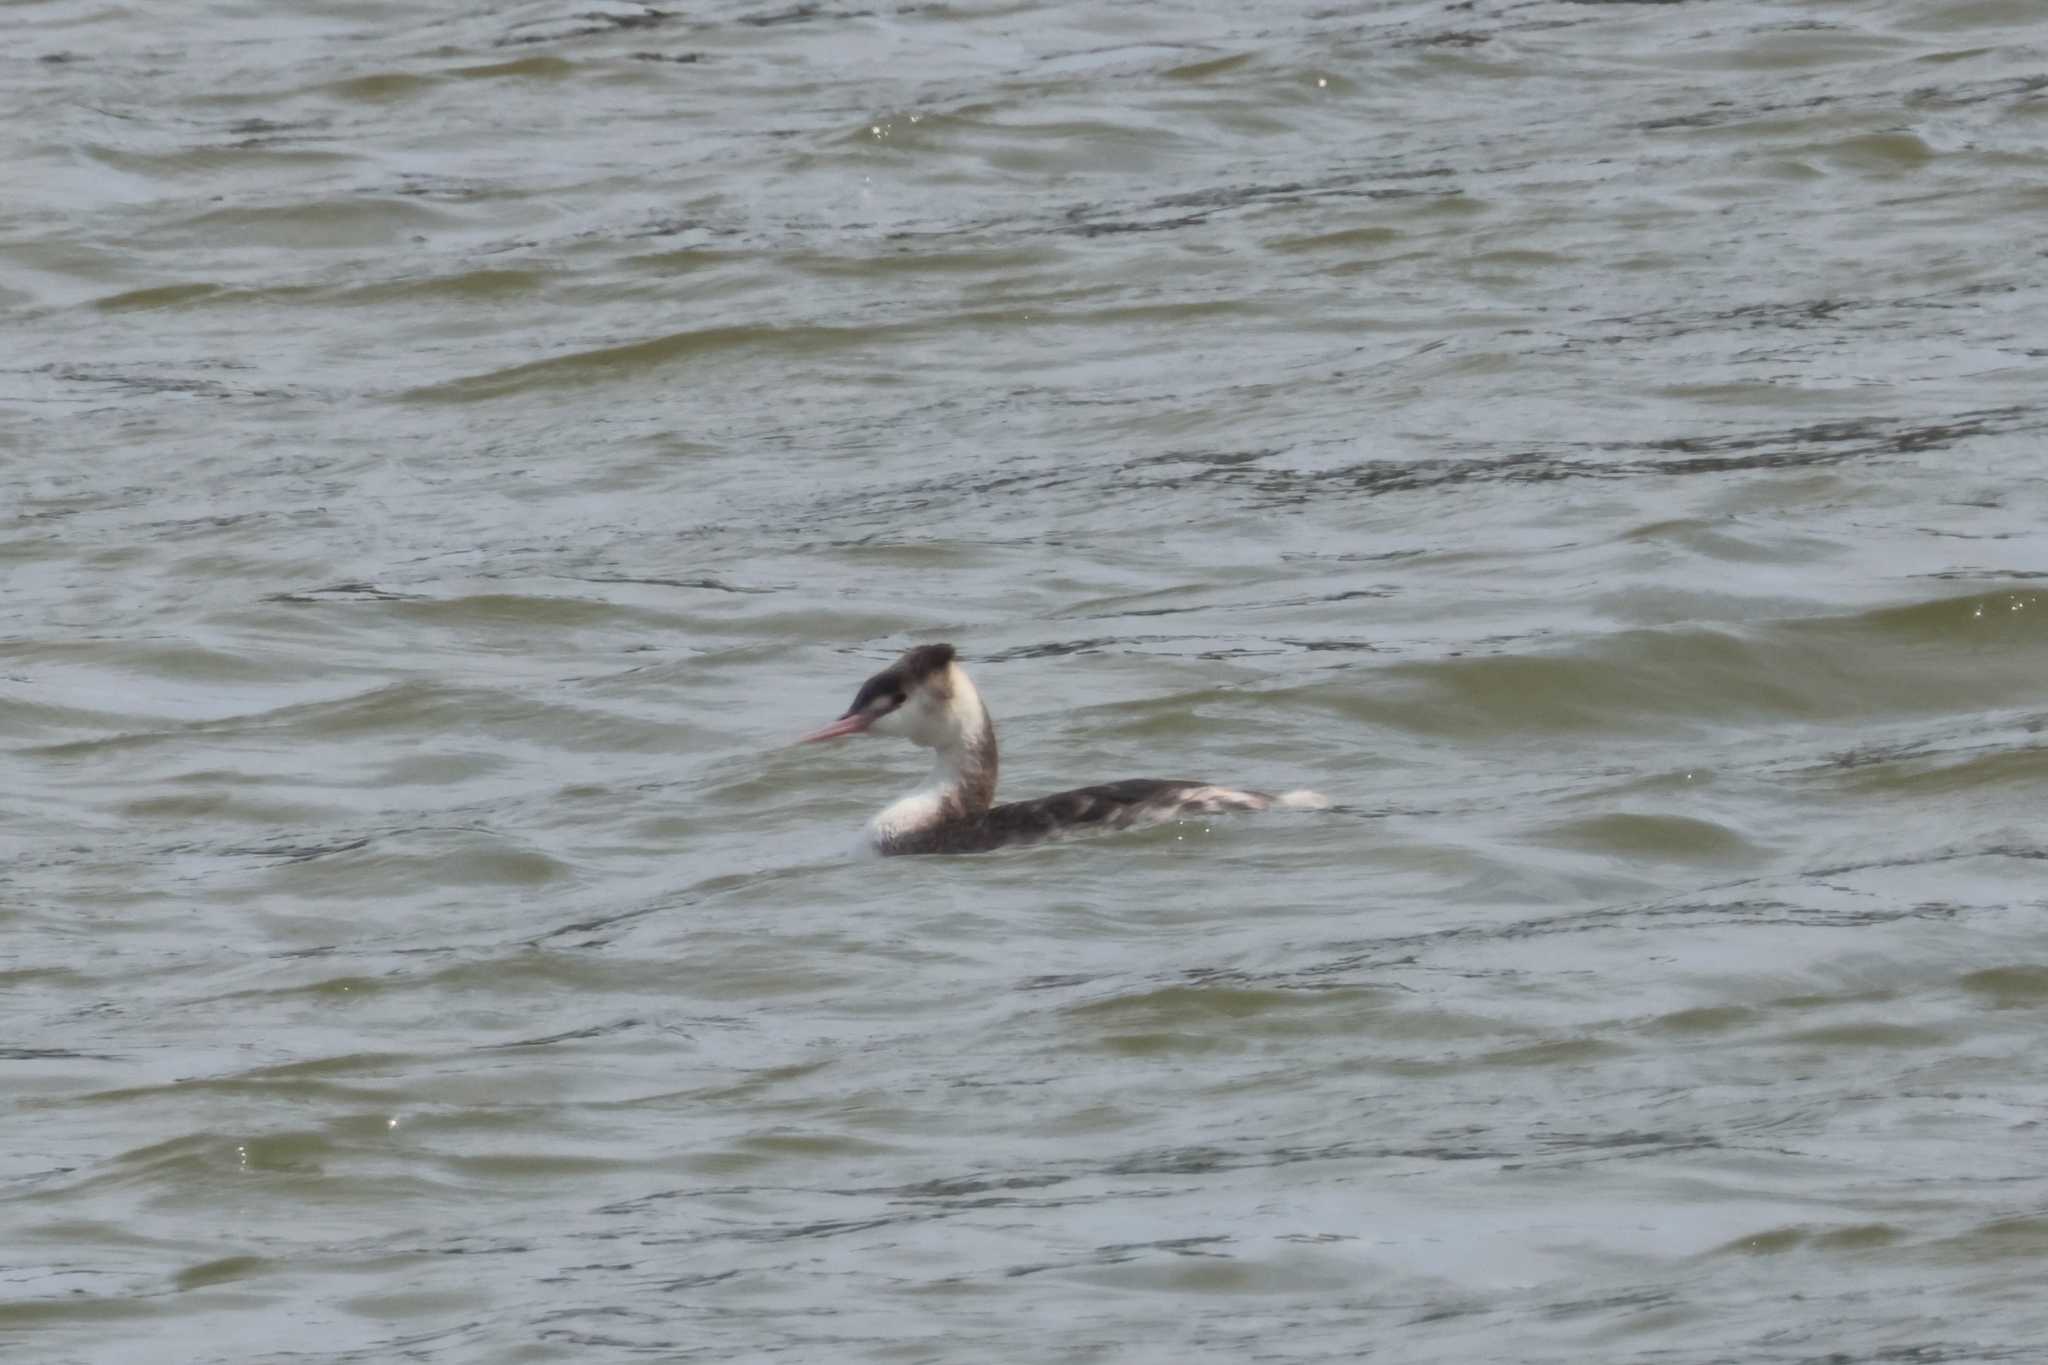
[6,1,2048,1361]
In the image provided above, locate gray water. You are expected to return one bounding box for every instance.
[6,1,2048,1361]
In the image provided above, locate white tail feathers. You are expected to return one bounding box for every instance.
[1179,785,1328,814]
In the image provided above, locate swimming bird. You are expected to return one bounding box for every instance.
[797,643,1327,855]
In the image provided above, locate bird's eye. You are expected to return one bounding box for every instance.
[891,691,906,707]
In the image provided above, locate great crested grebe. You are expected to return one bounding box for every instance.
[797,643,1328,855]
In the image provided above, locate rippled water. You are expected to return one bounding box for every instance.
[7,0,2048,1360]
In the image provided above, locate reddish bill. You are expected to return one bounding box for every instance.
[795,712,872,744]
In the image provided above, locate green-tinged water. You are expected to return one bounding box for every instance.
[5,1,2047,1361]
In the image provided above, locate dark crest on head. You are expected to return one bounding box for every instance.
[845,642,957,716]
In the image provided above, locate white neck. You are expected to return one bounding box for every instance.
[870,665,999,843]
[871,758,968,845]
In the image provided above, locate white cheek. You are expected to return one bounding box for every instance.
[869,697,944,746]
[903,698,949,746]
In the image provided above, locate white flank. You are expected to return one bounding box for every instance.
[870,785,949,845]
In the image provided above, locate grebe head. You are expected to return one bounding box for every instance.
[797,643,967,750]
